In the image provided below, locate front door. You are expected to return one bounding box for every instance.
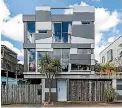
[57,80,67,101]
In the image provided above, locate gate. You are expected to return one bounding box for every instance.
[69,80,112,101]
[1,84,42,105]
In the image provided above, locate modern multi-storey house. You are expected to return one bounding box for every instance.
[23,6,121,102]
[1,45,25,84]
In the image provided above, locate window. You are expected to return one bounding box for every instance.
[82,21,90,24]
[53,22,71,43]
[107,49,113,62]
[27,22,35,43]
[71,64,90,70]
[53,49,70,72]
[78,49,92,54]
[71,64,78,70]
[102,56,105,63]
[38,30,47,33]
[27,22,35,33]
[28,49,36,72]
[37,52,53,71]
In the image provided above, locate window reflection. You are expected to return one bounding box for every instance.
[71,64,90,71]
[53,22,71,43]
[28,49,36,72]
[27,22,35,43]
[37,52,53,71]
[53,49,70,72]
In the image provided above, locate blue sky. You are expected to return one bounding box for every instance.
[1,0,122,61]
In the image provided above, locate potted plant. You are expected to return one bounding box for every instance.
[104,87,118,103]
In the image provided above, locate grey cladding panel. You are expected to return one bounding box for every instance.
[36,10,51,22]
[52,43,91,48]
[73,12,95,21]
[52,43,71,48]
[72,24,94,39]
[45,92,57,101]
[52,15,72,21]
[23,15,35,21]
[77,44,91,48]
[24,43,36,48]
[70,54,91,60]
[35,31,52,40]
[70,59,91,65]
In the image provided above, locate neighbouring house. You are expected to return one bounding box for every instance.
[99,35,122,101]
[23,6,122,102]
[1,45,25,84]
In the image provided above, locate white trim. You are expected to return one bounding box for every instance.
[36,48,53,52]
[70,48,77,54]
[36,22,51,30]
[36,44,51,49]
[91,43,95,48]
[91,59,95,65]
[72,21,82,25]
[45,88,56,92]
[36,6,50,11]
[36,37,52,43]
[71,36,94,43]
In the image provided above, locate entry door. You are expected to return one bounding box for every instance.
[57,80,67,101]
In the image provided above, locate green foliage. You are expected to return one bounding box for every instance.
[100,63,116,72]
[39,53,61,74]
[104,87,118,102]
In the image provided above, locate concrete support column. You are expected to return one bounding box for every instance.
[112,79,117,89]
[42,79,45,103]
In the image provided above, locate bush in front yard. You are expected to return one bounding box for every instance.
[104,87,118,102]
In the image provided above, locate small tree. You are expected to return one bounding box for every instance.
[39,53,61,104]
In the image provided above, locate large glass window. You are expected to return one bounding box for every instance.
[78,49,92,54]
[28,49,36,72]
[53,49,70,72]
[53,22,71,43]
[27,22,35,43]
[37,52,53,71]
[71,64,90,71]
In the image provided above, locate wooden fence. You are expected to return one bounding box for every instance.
[69,80,112,101]
[1,84,42,105]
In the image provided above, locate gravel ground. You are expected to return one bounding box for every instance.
[1,102,122,107]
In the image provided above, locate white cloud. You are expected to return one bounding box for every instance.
[1,14,24,42]
[1,41,24,60]
[18,61,24,65]
[0,0,10,23]
[64,1,121,61]
[108,36,116,43]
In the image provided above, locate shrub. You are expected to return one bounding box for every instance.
[104,87,118,102]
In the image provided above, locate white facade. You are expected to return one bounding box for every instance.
[99,36,122,63]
